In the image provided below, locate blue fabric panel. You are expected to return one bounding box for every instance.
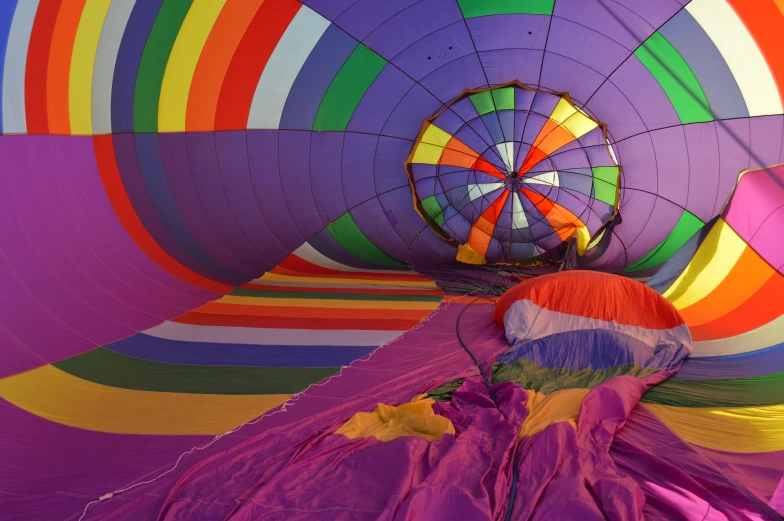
[105,333,376,367]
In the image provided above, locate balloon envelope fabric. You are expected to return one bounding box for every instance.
[0,0,784,520]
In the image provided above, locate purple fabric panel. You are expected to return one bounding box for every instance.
[348,199,409,260]
[481,49,544,87]
[0,398,210,521]
[612,405,782,520]
[554,0,681,51]
[310,131,349,223]
[540,53,611,104]
[214,131,288,268]
[0,231,94,375]
[246,130,305,252]
[629,127,689,208]
[609,58,681,132]
[682,122,722,221]
[0,325,42,378]
[154,379,522,521]
[390,22,471,81]
[182,133,268,275]
[620,194,684,266]
[348,65,415,135]
[277,133,325,240]
[302,0,355,21]
[81,303,509,521]
[67,139,207,311]
[373,136,414,194]
[332,0,419,41]
[713,118,752,215]
[467,14,548,52]
[74,140,216,303]
[43,137,180,321]
[111,134,226,283]
[342,132,380,209]
[378,187,456,266]
[585,80,646,142]
[158,133,262,279]
[381,83,443,143]
[1,136,134,343]
[691,444,784,504]
[420,52,488,105]
[724,165,784,271]
[748,116,784,170]
[362,0,462,60]
[545,17,628,76]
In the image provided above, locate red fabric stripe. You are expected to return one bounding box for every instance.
[494,271,685,329]
[214,0,300,130]
[275,254,428,282]
[240,282,442,296]
[174,312,420,331]
[92,135,231,295]
[25,0,63,134]
[196,302,431,320]
[728,0,784,107]
[689,271,784,341]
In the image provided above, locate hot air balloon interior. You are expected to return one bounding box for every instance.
[0,1,783,520]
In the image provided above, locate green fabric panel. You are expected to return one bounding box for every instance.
[326,212,407,268]
[491,87,515,111]
[53,348,338,395]
[642,372,784,407]
[313,44,387,131]
[232,287,443,302]
[421,195,445,226]
[592,166,619,206]
[492,359,657,394]
[470,91,495,116]
[634,32,713,124]
[133,0,193,133]
[624,210,704,272]
[458,0,555,17]
[427,378,465,402]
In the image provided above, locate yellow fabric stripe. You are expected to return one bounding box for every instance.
[219,295,440,310]
[158,0,227,132]
[259,272,438,288]
[644,403,784,453]
[411,142,444,164]
[69,0,112,135]
[549,98,576,124]
[549,98,598,138]
[411,123,451,163]
[0,365,289,435]
[561,110,598,139]
[663,219,745,309]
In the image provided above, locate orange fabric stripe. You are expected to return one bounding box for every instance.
[521,188,584,240]
[194,302,431,320]
[274,255,427,282]
[240,282,442,296]
[728,0,784,106]
[186,0,265,131]
[173,312,421,331]
[468,190,508,255]
[439,148,478,169]
[214,0,300,130]
[47,0,87,134]
[25,0,63,134]
[520,118,576,173]
[678,246,774,327]
[689,271,784,341]
[92,135,231,295]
